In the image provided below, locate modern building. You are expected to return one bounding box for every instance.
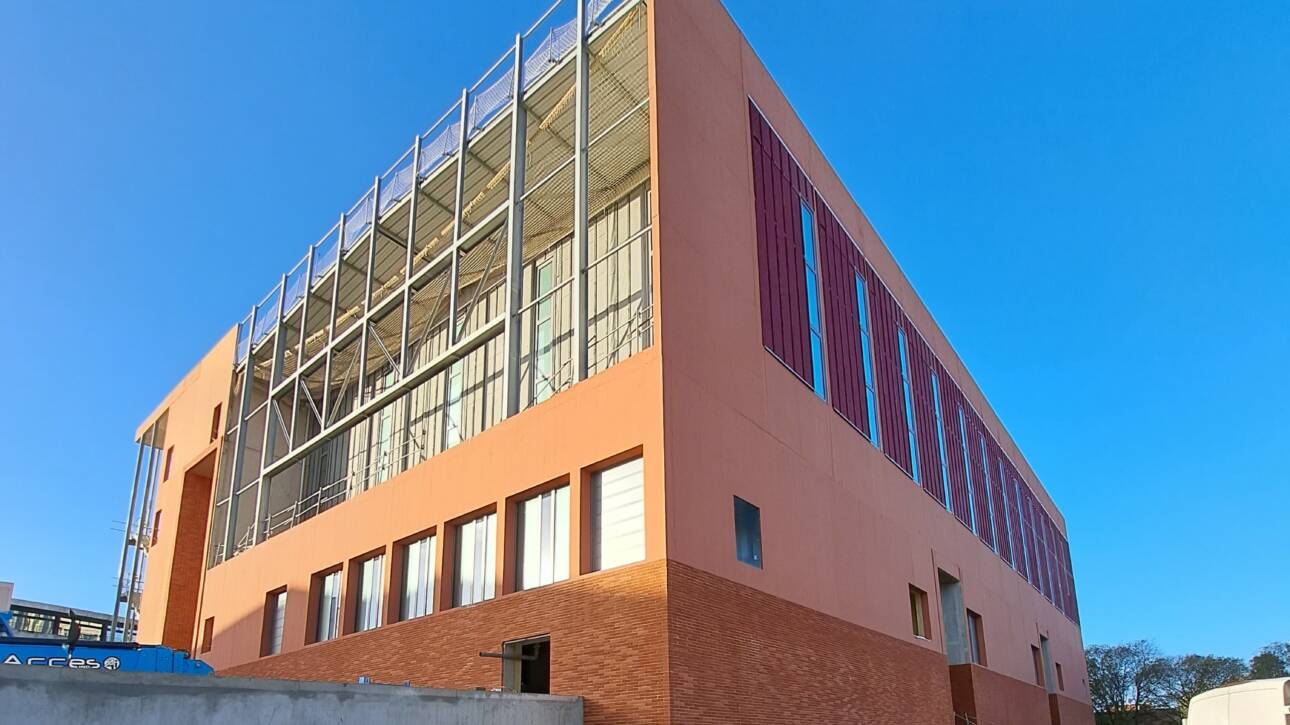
[1,583,132,643]
[113,0,1093,722]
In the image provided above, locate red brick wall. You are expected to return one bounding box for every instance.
[223,560,671,725]
[665,562,955,724]
[1050,693,1096,725]
[949,662,1058,725]
[161,460,213,652]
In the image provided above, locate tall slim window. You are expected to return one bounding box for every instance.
[354,553,384,633]
[516,486,570,591]
[533,260,555,403]
[978,435,997,551]
[854,274,880,445]
[930,371,952,510]
[591,457,645,571]
[444,360,465,449]
[909,585,930,638]
[733,496,762,568]
[400,534,436,620]
[372,372,397,484]
[800,202,826,399]
[957,405,977,533]
[263,589,286,656]
[315,570,341,643]
[453,513,496,607]
[897,328,920,483]
[966,610,986,665]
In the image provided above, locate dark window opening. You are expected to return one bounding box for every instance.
[1032,645,1045,687]
[163,446,175,481]
[210,404,222,443]
[502,636,551,694]
[734,496,763,568]
[200,617,214,654]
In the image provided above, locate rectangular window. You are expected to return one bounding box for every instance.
[210,404,222,443]
[1032,645,1046,687]
[151,510,162,547]
[998,459,1015,566]
[163,446,174,481]
[263,589,286,656]
[516,486,570,591]
[854,274,880,445]
[444,360,465,449]
[533,260,555,403]
[897,328,920,483]
[400,534,436,620]
[909,585,929,638]
[354,553,384,633]
[1055,662,1065,691]
[1040,635,1056,694]
[315,569,342,642]
[930,371,952,510]
[200,617,214,653]
[978,435,997,551]
[453,513,497,607]
[957,405,977,533]
[591,457,645,571]
[733,496,763,568]
[967,610,986,665]
[800,202,826,399]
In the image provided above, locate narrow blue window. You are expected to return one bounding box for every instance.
[957,405,977,533]
[897,328,920,483]
[854,273,880,446]
[930,371,952,511]
[978,434,997,551]
[801,202,826,399]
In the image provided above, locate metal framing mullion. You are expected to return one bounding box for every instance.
[124,423,159,642]
[448,90,469,344]
[222,303,259,560]
[572,0,590,382]
[503,34,527,417]
[254,275,288,542]
[358,177,380,408]
[321,214,345,433]
[398,136,421,472]
[109,434,147,641]
[288,247,316,449]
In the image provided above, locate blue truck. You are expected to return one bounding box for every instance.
[0,605,212,675]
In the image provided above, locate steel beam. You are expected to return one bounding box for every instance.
[109,435,147,641]
[503,34,527,416]
[572,0,590,382]
[358,178,380,406]
[124,422,159,642]
[221,304,259,561]
[448,90,470,344]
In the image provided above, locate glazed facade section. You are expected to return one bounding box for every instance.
[749,104,1078,623]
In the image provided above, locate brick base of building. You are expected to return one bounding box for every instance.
[223,560,1090,724]
[1050,692,1096,725]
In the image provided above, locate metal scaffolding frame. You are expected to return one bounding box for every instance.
[188,0,653,568]
[110,414,166,642]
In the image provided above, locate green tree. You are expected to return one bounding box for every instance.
[1164,654,1249,718]
[1249,641,1290,679]
[1087,641,1172,725]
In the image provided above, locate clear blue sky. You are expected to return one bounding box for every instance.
[2,1,1285,660]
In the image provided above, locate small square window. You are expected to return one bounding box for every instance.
[733,497,762,568]
[909,585,930,639]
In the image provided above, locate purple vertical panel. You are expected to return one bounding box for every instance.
[941,372,973,527]
[747,103,813,387]
[1007,464,1026,576]
[869,274,911,475]
[987,438,1013,568]
[910,332,944,504]
[967,412,995,551]
[1025,486,1042,590]
[819,202,862,430]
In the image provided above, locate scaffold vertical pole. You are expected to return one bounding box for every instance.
[109,436,147,641]
[573,0,590,383]
[503,34,527,417]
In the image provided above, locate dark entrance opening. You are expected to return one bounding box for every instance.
[502,636,550,694]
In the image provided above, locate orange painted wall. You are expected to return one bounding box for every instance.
[133,328,235,646]
[193,349,665,669]
[649,0,1090,706]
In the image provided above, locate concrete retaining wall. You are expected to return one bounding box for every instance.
[0,666,582,725]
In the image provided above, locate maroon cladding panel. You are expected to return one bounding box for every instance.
[749,103,813,388]
[965,410,996,552]
[985,436,1014,568]
[906,329,946,506]
[938,369,974,528]
[867,269,913,476]
[1005,464,1027,579]
[815,195,871,439]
